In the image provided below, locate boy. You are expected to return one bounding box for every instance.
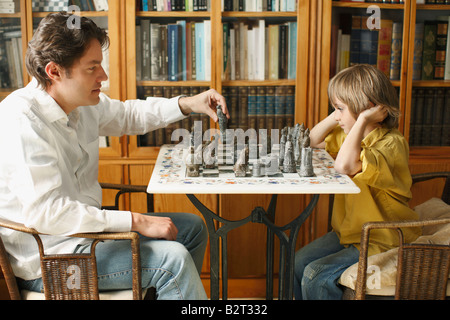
[294,64,420,300]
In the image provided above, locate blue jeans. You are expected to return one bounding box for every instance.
[294,231,359,300]
[19,212,208,300]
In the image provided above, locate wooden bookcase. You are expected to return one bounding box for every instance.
[318,1,450,174]
[3,0,448,299]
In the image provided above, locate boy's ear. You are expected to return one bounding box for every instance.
[44,61,62,82]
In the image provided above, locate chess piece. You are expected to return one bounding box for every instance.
[203,135,218,169]
[217,105,228,143]
[252,160,264,177]
[283,135,297,173]
[233,145,248,177]
[266,152,279,176]
[186,146,200,177]
[298,147,315,177]
[279,127,287,167]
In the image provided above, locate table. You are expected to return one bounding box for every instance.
[147,144,360,300]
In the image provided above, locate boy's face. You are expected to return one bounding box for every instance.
[332,98,357,134]
[50,38,108,112]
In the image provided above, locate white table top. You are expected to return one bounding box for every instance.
[147,144,360,195]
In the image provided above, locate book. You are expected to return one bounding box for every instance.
[434,20,448,80]
[412,23,424,80]
[421,21,437,80]
[377,19,393,77]
[389,22,402,81]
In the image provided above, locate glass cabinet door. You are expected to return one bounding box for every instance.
[126,0,214,158]
[407,2,450,149]
[0,0,27,101]
[27,0,123,157]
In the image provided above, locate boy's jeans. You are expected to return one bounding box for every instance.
[19,212,208,300]
[294,231,359,300]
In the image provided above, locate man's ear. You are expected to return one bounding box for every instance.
[45,62,62,82]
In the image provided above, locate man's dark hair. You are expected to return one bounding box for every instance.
[26,12,110,89]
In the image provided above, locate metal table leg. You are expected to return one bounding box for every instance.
[186,193,319,300]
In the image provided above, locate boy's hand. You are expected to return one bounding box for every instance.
[359,105,388,125]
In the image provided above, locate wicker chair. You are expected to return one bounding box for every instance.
[338,172,450,300]
[0,183,154,300]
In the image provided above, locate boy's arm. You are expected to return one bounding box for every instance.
[309,111,338,148]
[334,105,388,175]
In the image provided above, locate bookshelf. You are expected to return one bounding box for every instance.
[320,1,450,172]
[0,0,28,101]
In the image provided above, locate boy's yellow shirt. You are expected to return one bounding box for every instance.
[325,126,421,256]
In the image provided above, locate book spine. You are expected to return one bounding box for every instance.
[421,21,437,80]
[434,21,448,80]
[389,21,403,81]
[413,23,424,80]
[377,19,393,78]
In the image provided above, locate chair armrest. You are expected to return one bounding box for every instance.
[0,218,142,300]
[354,217,450,300]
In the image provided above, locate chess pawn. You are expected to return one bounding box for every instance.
[233,145,249,177]
[252,160,263,177]
[298,147,315,177]
[186,146,200,177]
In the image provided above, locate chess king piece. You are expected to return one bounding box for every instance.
[283,135,297,173]
[186,146,200,177]
[217,105,228,143]
[233,145,248,177]
[298,147,315,177]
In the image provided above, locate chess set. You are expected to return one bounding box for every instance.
[183,106,316,179]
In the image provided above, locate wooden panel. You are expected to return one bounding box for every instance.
[98,164,124,209]
[128,164,216,276]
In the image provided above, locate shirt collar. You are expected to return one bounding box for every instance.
[27,78,69,124]
[362,127,390,148]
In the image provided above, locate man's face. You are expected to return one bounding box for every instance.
[54,38,108,111]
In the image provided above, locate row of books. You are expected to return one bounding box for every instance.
[223,20,297,81]
[222,85,296,132]
[135,85,295,146]
[0,0,19,14]
[331,15,403,80]
[138,0,208,11]
[137,0,297,12]
[223,0,297,12]
[31,0,108,12]
[136,19,211,81]
[332,1,405,3]
[409,87,450,147]
[0,23,23,89]
[413,19,450,81]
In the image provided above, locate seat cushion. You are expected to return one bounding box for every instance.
[22,288,147,300]
[339,197,450,296]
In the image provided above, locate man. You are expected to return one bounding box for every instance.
[0,12,228,299]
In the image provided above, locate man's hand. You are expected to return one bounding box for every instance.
[131,212,178,240]
[178,88,230,122]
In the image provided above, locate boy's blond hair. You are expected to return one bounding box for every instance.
[328,64,400,129]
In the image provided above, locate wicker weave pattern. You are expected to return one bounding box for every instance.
[40,253,100,300]
[396,244,450,300]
